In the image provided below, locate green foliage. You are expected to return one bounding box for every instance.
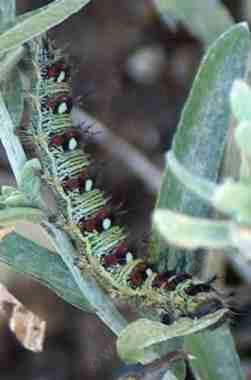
[0,0,92,53]
[0,233,93,312]
[152,22,249,380]
[117,311,226,364]
[185,325,245,380]
[153,23,250,274]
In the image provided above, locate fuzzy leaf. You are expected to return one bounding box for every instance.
[154,0,233,45]
[0,0,92,54]
[235,122,251,159]
[0,91,26,184]
[1,186,17,197]
[117,311,227,364]
[0,0,16,31]
[0,207,44,226]
[230,80,251,123]
[0,233,93,312]
[19,159,42,207]
[1,66,25,129]
[168,152,251,224]
[154,209,233,249]
[153,23,250,274]
[185,325,245,380]
[213,179,251,223]
[152,22,249,380]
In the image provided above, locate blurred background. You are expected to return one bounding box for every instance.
[0,0,251,379]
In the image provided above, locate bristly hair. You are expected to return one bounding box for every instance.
[24,35,228,331]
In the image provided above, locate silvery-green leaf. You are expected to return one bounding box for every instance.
[168,152,251,224]
[0,0,16,31]
[153,23,250,274]
[213,179,251,223]
[0,0,92,54]
[154,209,233,250]
[2,66,25,129]
[0,233,93,313]
[19,159,42,207]
[0,91,26,184]
[185,325,245,380]
[167,151,216,204]
[151,23,249,380]
[235,121,251,158]
[117,310,227,364]
[4,193,31,208]
[0,206,44,226]
[230,80,251,123]
[1,185,17,197]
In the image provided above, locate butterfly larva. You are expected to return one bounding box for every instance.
[26,36,228,328]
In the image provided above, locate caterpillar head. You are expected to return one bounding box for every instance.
[161,276,228,328]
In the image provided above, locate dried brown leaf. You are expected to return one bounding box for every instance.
[0,283,46,352]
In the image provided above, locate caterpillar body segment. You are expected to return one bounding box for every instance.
[27,37,228,328]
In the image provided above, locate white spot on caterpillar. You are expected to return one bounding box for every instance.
[69,138,78,151]
[102,218,112,231]
[57,71,66,83]
[85,179,93,192]
[146,268,153,278]
[58,102,68,114]
[126,252,133,263]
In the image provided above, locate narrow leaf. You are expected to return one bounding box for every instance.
[0,233,93,312]
[1,66,25,129]
[153,23,250,274]
[152,23,250,380]
[0,91,26,184]
[0,207,44,225]
[230,80,251,123]
[234,122,251,159]
[0,0,16,31]
[154,209,233,249]
[168,152,251,224]
[185,326,245,380]
[0,0,92,54]
[117,311,226,364]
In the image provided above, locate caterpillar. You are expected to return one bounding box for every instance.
[26,36,228,329]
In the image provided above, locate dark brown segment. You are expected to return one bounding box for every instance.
[48,95,73,114]
[129,262,149,288]
[103,243,129,268]
[189,299,223,319]
[185,283,212,296]
[152,271,176,290]
[168,272,192,288]
[152,271,191,290]
[46,62,70,82]
[62,170,91,193]
[79,208,112,233]
[49,129,81,151]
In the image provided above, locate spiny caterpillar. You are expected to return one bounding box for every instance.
[27,36,228,329]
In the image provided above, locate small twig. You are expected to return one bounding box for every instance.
[0,92,26,184]
[72,107,162,194]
